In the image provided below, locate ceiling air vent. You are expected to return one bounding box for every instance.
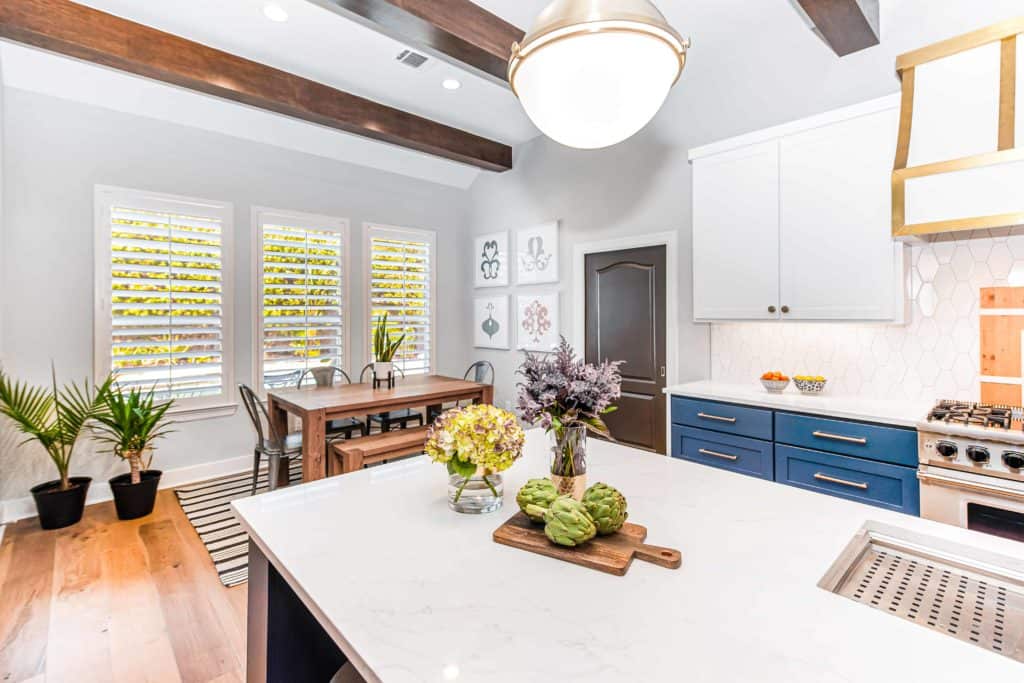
[395,49,428,68]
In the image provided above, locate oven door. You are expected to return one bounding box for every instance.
[918,465,1024,543]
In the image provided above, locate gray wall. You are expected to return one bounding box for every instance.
[0,87,470,503]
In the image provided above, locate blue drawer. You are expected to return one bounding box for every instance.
[774,444,919,515]
[774,412,917,467]
[672,397,773,441]
[672,426,773,480]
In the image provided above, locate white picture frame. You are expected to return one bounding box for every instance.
[474,295,510,349]
[515,222,559,285]
[516,293,559,352]
[474,231,509,288]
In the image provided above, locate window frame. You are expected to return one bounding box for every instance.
[251,206,351,396]
[363,223,437,376]
[93,185,235,420]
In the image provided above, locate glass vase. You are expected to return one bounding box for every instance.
[447,471,503,514]
[550,424,587,499]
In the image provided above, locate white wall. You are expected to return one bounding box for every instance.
[0,87,471,504]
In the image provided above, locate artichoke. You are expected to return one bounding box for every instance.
[516,478,559,523]
[582,482,628,535]
[542,496,597,547]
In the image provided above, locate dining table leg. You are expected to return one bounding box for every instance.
[481,385,495,406]
[266,395,292,489]
[302,409,327,483]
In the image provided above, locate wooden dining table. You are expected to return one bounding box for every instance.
[265,374,494,483]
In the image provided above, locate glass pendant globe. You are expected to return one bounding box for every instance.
[509,0,688,150]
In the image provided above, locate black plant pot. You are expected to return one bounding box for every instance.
[30,476,92,530]
[109,470,162,520]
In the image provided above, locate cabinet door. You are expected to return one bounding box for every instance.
[692,141,780,321]
[779,108,906,320]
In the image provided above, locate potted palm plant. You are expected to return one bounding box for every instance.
[372,312,405,388]
[92,384,174,520]
[0,368,113,529]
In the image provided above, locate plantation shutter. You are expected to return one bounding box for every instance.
[107,203,226,401]
[367,227,434,375]
[259,215,346,389]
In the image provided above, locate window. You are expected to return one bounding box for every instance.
[365,225,436,375]
[94,186,233,413]
[254,208,348,390]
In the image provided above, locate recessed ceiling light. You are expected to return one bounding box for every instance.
[263,3,289,22]
[442,78,462,91]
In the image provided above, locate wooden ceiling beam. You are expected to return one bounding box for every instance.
[0,0,513,171]
[308,0,525,84]
[795,0,880,57]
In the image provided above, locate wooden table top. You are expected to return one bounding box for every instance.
[266,374,489,415]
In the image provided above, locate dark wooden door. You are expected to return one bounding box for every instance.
[585,246,667,453]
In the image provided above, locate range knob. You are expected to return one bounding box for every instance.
[1003,451,1024,470]
[966,446,990,464]
[935,441,958,458]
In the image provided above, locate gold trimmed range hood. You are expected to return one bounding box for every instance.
[893,17,1024,238]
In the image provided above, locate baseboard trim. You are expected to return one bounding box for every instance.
[0,453,253,525]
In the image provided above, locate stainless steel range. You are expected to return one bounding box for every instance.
[917,400,1024,543]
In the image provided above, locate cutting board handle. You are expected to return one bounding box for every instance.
[633,543,682,569]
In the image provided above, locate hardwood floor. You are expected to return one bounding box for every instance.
[0,490,247,683]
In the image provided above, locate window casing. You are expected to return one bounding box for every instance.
[94,186,234,415]
[254,208,349,391]
[365,225,436,375]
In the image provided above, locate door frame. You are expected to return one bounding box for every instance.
[571,231,679,389]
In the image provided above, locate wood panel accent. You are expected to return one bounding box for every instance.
[794,0,880,57]
[981,286,1024,309]
[980,287,1024,405]
[311,0,524,84]
[999,36,1017,151]
[331,425,429,474]
[492,511,682,576]
[0,0,513,172]
[981,381,1021,406]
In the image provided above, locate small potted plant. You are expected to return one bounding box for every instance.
[0,368,113,530]
[372,312,405,388]
[92,384,174,520]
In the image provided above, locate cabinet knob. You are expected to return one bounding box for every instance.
[768,305,776,313]
[781,305,790,314]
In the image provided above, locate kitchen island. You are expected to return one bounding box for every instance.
[232,432,1022,682]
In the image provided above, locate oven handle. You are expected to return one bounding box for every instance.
[917,470,1024,504]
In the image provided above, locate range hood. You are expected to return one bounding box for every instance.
[892,17,1024,238]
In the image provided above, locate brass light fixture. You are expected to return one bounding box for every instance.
[509,0,689,150]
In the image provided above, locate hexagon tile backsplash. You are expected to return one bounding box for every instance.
[709,227,1024,402]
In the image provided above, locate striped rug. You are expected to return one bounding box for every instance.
[175,460,302,587]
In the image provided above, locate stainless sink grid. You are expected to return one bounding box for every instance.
[820,527,1023,663]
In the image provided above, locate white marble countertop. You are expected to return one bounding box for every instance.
[666,380,934,427]
[233,433,1023,682]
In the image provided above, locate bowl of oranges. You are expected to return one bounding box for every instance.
[793,375,827,394]
[760,371,790,393]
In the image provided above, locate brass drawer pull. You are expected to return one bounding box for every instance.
[698,448,738,461]
[812,430,867,445]
[697,412,736,424]
[813,472,868,490]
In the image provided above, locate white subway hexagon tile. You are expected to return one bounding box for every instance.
[932,265,956,300]
[934,370,957,398]
[950,282,975,316]
[870,333,891,364]
[917,353,940,386]
[933,300,958,326]
[950,246,975,281]
[952,353,974,389]
[917,249,939,282]
[917,283,938,317]
[968,238,993,261]
[987,243,1013,280]
[916,317,939,351]
[969,263,994,291]
[901,336,923,367]
[1008,261,1024,286]
[844,365,864,393]
[933,335,957,370]
[931,238,956,264]
[1008,233,1024,259]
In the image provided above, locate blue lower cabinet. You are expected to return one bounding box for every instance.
[672,426,773,480]
[774,412,917,467]
[672,397,773,441]
[774,444,920,515]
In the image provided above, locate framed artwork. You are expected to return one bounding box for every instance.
[516,293,559,352]
[515,222,559,285]
[474,296,510,349]
[474,231,509,288]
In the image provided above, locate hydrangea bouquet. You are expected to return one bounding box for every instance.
[425,403,525,512]
[516,337,622,497]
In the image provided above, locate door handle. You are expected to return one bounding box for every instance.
[812,431,867,445]
[699,448,738,461]
[697,412,736,423]
[660,366,666,378]
[813,472,868,490]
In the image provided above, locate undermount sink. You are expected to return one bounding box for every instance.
[819,522,1024,663]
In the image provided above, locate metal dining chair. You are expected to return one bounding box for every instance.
[429,360,495,421]
[359,363,424,432]
[297,366,368,440]
[239,383,303,495]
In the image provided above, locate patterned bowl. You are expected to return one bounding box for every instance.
[793,378,827,395]
[760,378,790,394]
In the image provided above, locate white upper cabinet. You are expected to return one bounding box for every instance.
[693,141,780,320]
[690,95,908,323]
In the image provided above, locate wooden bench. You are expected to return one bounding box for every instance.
[330,425,430,475]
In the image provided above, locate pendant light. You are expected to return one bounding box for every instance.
[509,0,689,150]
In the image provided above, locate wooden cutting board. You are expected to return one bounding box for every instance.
[493,511,682,576]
